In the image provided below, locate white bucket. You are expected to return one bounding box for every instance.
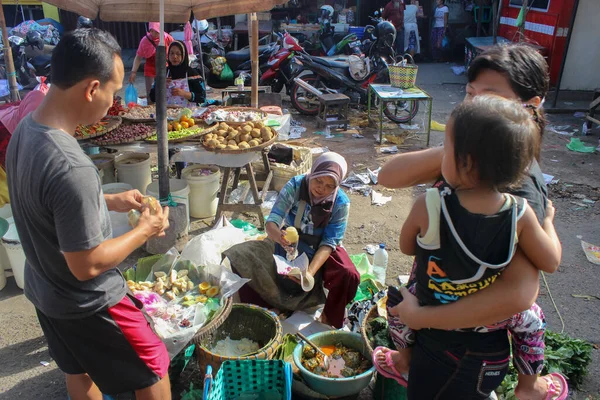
[102,183,134,238]
[146,179,190,230]
[115,153,152,194]
[0,204,12,271]
[91,153,117,184]
[2,217,25,289]
[181,165,221,219]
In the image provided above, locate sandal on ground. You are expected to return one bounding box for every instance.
[372,346,408,387]
[542,372,568,400]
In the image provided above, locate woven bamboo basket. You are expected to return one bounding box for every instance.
[360,304,381,356]
[192,296,233,344]
[389,54,418,89]
[194,303,283,375]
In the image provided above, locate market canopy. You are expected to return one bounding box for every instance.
[44,0,286,23]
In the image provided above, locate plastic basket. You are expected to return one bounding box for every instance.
[203,360,292,400]
[389,54,418,89]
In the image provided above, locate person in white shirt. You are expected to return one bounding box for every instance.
[403,3,420,56]
[431,0,449,61]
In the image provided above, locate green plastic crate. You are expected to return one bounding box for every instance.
[203,360,292,400]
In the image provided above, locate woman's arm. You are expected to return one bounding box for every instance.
[308,246,334,276]
[129,55,143,84]
[393,248,540,329]
[443,8,449,30]
[186,77,206,104]
[378,147,444,189]
[518,203,561,273]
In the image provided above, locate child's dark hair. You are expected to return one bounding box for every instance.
[468,44,548,159]
[450,96,540,190]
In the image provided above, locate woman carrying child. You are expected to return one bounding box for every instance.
[375,44,568,400]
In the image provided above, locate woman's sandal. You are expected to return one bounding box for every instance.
[372,346,409,387]
[542,372,568,400]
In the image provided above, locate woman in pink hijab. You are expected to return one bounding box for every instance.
[0,90,46,167]
[129,22,174,101]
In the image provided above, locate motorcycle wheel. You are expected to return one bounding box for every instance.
[290,74,322,115]
[383,100,420,123]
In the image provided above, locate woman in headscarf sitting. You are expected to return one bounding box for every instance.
[225,153,360,328]
[149,40,205,106]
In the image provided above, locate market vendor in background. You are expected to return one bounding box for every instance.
[129,22,174,101]
[225,153,360,328]
[149,40,205,107]
[383,0,405,56]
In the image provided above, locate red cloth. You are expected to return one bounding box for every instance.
[237,246,360,329]
[383,1,406,30]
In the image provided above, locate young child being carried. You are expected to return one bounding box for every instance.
[373,95,568,400]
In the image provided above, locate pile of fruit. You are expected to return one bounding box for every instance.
[168,114,196,132]
[107,97,126,116]
[91,124,153,145]
[203,121,276,151]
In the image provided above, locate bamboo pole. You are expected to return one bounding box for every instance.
[0,0,20,102]
[157,0,169,199]
[250,12,259,108]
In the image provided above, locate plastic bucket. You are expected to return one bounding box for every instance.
[115,153,152,194]
[91,154,117,184]
[2,217,25,289]
[181,165,220,218]
[102,183,134,238]
[0,204,12,271]
[146,179,190,230]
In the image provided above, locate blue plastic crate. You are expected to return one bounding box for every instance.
[203,360,292,400]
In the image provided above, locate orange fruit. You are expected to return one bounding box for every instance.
[188,118,195,126]
[180,116,189,123]
[174,123,182,131]
[181,121,189,129]
[168,123,173,132]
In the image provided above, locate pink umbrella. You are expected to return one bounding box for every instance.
[183,21,194,56]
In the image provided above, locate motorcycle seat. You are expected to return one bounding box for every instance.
[227,45,272,61]
[312,56,349,69]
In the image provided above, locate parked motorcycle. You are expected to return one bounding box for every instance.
[259,32,304,95]
[0,36,38,90]
[289,21,419,123]
[195,35,278,88]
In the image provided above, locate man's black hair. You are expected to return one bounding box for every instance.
[51,28,121,90]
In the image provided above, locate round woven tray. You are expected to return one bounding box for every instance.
[194,303,283,374]
[75,116,122,141]
[201,131,278,154]
[360,303,381,356]
[121,105,182,123]
[144,122,218,144]
[91,123,154,146]
[206,106,267,128]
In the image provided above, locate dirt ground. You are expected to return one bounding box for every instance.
[1,64,599,399]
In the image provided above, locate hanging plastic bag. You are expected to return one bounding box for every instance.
[125,83,138,106]
[220,64,234,81]
[442,36,450,50]
[34,76,50,94]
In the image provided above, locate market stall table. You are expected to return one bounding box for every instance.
[103,143,273,229]
[367,84,433,146]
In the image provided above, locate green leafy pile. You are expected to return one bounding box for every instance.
[497,330,593,399]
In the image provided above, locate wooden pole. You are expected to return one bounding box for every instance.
[250,13,259,108]
[0,0,20,102]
